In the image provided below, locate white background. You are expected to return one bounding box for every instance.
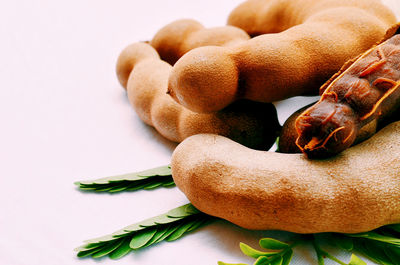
[1,1,399,265]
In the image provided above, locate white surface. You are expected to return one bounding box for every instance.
[1,1,399,265]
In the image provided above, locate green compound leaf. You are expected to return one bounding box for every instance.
[75,165,173,193]
[76,203,215,259]
[75,164,400,265]
[259,238,289,250]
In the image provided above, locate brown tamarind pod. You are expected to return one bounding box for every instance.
[228,0,396,37]
[295,25,400,158]
[171,121,400,234]
[116,42,280,150]
[167,0,396,113]
[150,19,250,65]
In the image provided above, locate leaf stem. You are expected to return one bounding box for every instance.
[312,235,347,265]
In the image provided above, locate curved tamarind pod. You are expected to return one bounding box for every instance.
[116,42,280,150]
[150,19,250,65]
[278,102,379,153]
[171,121,400,234]
[168,0,396,113]
[227,0,396,37]
[296,28,400,158]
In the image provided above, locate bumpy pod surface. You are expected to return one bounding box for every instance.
[168,0,396,113]
[172,121,400,234]
[116,42,280,150]
[296,28,400,158]
[150,19,250,65]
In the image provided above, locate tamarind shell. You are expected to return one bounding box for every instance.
[278,102,379,153]
[295,24,400,158]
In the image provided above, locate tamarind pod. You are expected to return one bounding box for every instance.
[278,102,379,153]
[150,19,250,65]
[116,42,280,150]
[295,29,400,158]
[168,0,396,113]
[171,121,400,234]
[228,0,396,37]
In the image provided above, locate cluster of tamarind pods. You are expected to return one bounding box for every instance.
[117,0,400,233]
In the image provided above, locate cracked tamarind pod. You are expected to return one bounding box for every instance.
[116,42,280,150]
[167,0,396,113]
[278,102,393,153]
[295,25,400,158]
[150,19,250,65]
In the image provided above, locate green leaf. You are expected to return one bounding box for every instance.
[281,249,293,265]
[352,240,382,264]
[253,256,270,265]
[166,219,198,242]
[269,255,283,265]
[346,232,400,246]
[239,242,277,258]
[75,165,173,193]
[143,225,171,248]
[125,182,151,191]
[108,238,132,259]
[185,204,202,215]
[186,218,211,232]
[387,245,400,256]
[137,213,181,228]
[259,238,289,250]
[91,240,124,258]
[167,204,199,218]
[387,224,400,233]
[312,241,325,265]
[74,242,103,252]
[348,254,366,265]
[76,203,215,260]
[143,182,164,190]
[108,184,129,193]
[77,245,104,258]
[332,234,354,251]
[357,240,393,265]
[129,228,157,249]
[382,246,400,264]
[153,225,181,244]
